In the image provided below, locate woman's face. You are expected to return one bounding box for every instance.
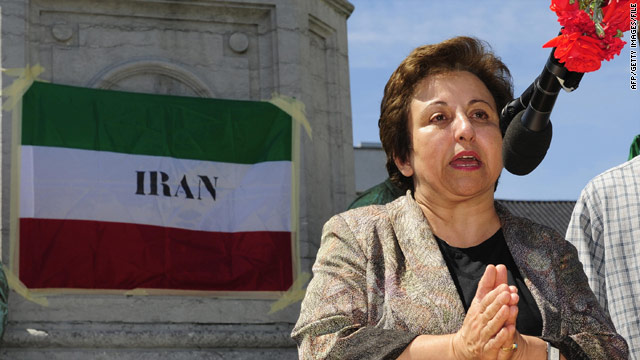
[395,71,503,203]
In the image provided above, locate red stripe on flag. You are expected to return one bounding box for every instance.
[19,218,293,291]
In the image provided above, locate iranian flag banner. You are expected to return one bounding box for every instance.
[18,81,294,292]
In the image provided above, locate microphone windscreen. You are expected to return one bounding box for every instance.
[502,110,553,176]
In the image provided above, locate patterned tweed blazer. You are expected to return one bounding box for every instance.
[292,193,628,359]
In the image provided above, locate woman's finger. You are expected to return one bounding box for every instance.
[467,284,511,332]
[495,325,518,360]
[495,264,508,287]
[480,303,511,340]
[475,264,497,301]
[509,291,519,307]
[456,285,510,357]
[478,283,511,310]
[506,303,519,327]
[481,323,514,360]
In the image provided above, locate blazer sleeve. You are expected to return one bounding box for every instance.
[548,232,629,359]
[291,214,418,359]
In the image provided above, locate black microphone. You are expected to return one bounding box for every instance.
[501,48,584,175]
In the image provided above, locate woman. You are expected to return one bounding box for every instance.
[291,37,628,359]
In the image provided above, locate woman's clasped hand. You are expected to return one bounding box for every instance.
[451,264,520,360]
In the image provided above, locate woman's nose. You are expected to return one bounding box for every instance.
[453,113,476,142]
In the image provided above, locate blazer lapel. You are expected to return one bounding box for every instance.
[497,202,559,337]
[384,192,466,334]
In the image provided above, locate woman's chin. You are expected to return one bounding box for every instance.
[446,182,496,199]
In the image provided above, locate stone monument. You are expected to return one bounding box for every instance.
[0,0,355,358]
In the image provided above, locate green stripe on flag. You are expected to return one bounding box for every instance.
[21,81,292,164]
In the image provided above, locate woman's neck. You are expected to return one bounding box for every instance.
[416,192,501,248]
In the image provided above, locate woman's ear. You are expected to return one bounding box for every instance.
[394,155,414,177]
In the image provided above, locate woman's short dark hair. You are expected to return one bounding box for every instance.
[379,36,513,193]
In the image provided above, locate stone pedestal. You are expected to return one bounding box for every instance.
[0,0,354,357]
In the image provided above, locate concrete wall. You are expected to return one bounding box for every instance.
[0,0,354,357]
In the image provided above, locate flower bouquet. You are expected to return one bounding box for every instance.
[543,0,636,72]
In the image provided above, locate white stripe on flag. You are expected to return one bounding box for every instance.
[20,146,291,232]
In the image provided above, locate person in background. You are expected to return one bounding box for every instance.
[292,36,627,359]
[629,134,639,159]
[566,135,640,359]
[347,178,403,210]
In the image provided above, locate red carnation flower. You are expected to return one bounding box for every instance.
[558,10,598,34]
[601,36,626,60]
[545,0,637,72]
[544,32,605,72]
[602,0,632,33]
[550,0,579,12]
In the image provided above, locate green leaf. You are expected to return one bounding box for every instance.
[595,22,605,38]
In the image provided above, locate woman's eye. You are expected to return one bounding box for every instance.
[471,110,489,120]
[430,113,447,123]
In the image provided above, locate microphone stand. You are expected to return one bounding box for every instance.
[500,47,585,175]
[500,48,585,135]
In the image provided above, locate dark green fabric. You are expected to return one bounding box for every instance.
[348,178,404,210]
[0,263,8,340]
[629,135,640,160]
[22,81,292,164]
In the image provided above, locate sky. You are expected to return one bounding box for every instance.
[347,0,639,200]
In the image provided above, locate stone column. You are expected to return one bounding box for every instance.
[0,0,355,358]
